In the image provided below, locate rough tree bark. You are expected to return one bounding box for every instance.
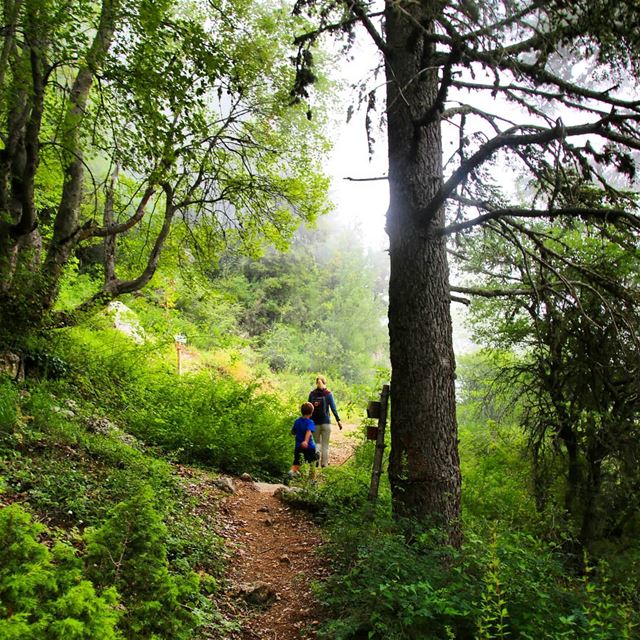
[384,2,461,543]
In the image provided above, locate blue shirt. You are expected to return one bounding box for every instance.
[292,417,316,449]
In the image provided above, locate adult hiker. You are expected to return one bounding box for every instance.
[308,375,342,467]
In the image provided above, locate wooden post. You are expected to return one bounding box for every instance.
[176,342,182,375]
[368,383,390,502]
[174,334,187,375]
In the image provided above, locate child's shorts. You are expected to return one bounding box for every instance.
[293,446,318,466]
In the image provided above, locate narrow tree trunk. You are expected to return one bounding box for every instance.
[560,424,580,519]
[580,440,603,546]
[42,0,120,309]
[384,2,461,544]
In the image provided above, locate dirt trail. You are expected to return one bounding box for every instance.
[217,422,360,639]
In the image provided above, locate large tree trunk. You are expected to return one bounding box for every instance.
[384,2,461,544]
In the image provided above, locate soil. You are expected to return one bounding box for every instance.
[215,422,360,639]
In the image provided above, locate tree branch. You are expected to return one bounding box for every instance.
[450,283,551,298]
[490,57,640,112]
[343,174,388,182]
[441,205,638,236]
[50,184,175,326]
[414,48,460,128]
[450,293,470,305]
[344,0,389,56]
[76,184,156,241]
[425,115,632,219]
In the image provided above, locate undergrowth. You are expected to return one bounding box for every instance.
[0,367,230,638]
[289,433,640,640]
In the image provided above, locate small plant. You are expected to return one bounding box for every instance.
[476,539,510,640]
[0,503,121,639]
[557,559,638,640]
[0,377,18,446]
[84,486,200,640]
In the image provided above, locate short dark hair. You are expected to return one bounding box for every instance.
[301,402,314,416]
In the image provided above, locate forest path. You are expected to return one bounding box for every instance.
[216,422,360,639]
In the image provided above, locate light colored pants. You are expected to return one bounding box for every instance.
[315,423,332,467]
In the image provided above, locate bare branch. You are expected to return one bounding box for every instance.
[76,184,156,242]
[442,206,638,236]
[450,293,470,305]
[426,115,635,219]
[414,48,461,127]
[343,174,388,182]
[344,0,389,56]
[450,283,551,298]
[52,184,176,326]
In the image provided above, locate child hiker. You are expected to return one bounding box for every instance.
[288,402,317,480]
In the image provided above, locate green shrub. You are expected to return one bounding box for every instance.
[124,371,292,477]
[555,560,638,640]
[0,377,18,436]
[84,487,199,640]
[1,384,175,528]
[0,503,121,639]
[315,512,477,640]
[305,442,638,640]
[45,325,294,478]
[0,377,20,457]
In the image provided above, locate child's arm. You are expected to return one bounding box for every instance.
[301,429,312,448]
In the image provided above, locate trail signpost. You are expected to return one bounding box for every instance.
[174,334,187,375]
[368,383,390,502]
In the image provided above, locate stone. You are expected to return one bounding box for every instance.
[212,476,235,493]
[240,472,252,481]
[273,486,302,500]
[117,432,140,447]
[84,416,140,448]
[0,352,23,380]
[85,416,118,435]
[241,581,277,606]
[107,301,146,344]
[254,482,288,494]
[52,406,75,418]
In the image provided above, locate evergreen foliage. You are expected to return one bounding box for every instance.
[0,503,121,639]
[84,488,199,640]
[461,216,640,548]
